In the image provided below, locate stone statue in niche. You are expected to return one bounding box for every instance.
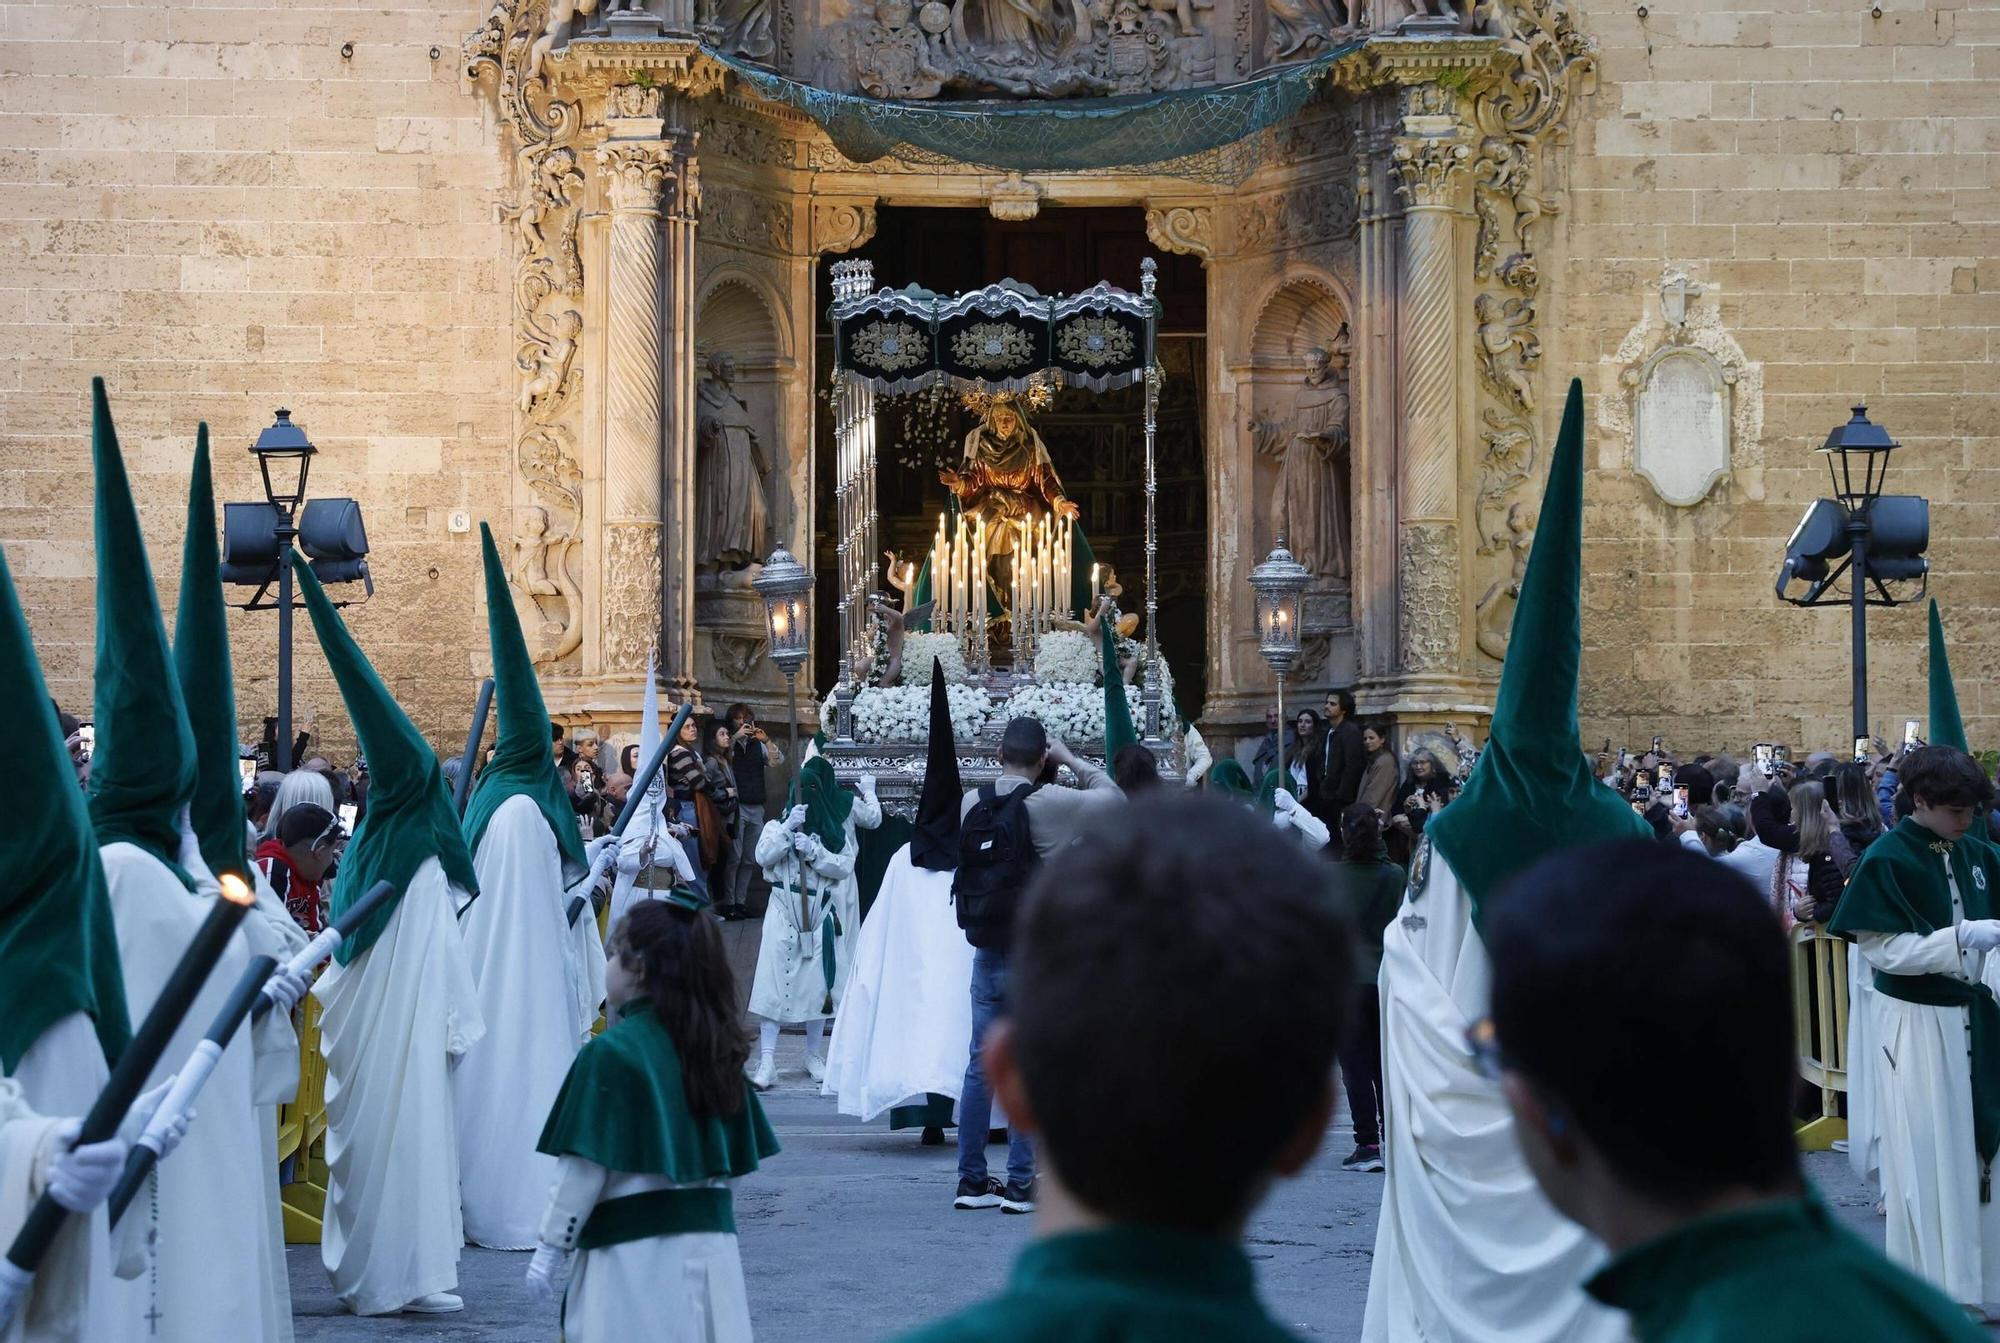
[694,352,772,572]
[1267,0,1351,63]
[1254,336,1352,580]
[707,0,776,60]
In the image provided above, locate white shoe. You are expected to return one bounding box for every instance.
[403,1293,463,1314]
[750,1056,776,1091]
[806,1052,827,1084]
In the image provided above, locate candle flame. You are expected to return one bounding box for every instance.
[219,872,255,907]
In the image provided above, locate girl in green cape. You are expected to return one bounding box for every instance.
[527,896,780,1342]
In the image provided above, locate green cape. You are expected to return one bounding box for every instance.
[787,755,852,854]
[1929,600,1968,753]
[1424,380,1652,930]
[460,524,588,885]
[86,378,198,886]
[537,997,779,1180]
[0,544,130,1072]
[1253,767,1282,816]
[1101,611,1137,759]
[293,552,479,963]
[171,425,251,882]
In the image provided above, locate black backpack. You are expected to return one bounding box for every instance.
[953,782,1041,951]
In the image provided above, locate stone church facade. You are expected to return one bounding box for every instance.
[0,0,1993,759]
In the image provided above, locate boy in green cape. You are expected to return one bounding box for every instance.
[897,792,1352,1341]
[1830,745,2000,1316]
[1487,838,1981,1342]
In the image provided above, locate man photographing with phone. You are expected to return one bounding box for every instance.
[724,702,784,921]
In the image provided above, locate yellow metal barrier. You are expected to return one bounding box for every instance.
[1793,926,1850,1151]
[277,993,329,1243]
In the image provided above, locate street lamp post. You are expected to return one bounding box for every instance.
[1777,405,1928,744]
[1248,540,1309,760]
[754,545,814,770]
[250,410,316,773]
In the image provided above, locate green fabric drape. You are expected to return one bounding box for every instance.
[172,425,251,882]
[538,998,779,1181]
[0,543,130,1072]
[1424,381,1652,931]
[856,815,915,923]
[1100,611,1138,760]
[1929,599,1968,752]
[293,553,479,963]
[87,377,197,887]
[460,524,589,885]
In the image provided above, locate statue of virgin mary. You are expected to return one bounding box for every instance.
[940,394,1077,555]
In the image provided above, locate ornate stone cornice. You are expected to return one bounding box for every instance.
[596,139,673,213]
[548,39,728,99]
[1144,205,1213,260]
[1391,134,1471,209]
[1329,34,1503,95]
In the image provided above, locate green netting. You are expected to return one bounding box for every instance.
[713,46,1358,186]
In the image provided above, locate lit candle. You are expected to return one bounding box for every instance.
[1091,562,1100,605]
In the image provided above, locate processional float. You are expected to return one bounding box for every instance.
[820,258,1180,805]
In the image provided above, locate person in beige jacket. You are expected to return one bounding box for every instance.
[1358,723,1399,815]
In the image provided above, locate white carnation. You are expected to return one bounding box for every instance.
[846,683,993,743]
[902,632,968,686]
[1033,630,1099,685]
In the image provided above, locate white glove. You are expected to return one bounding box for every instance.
[117,1079,173,1149]
[1272,788,1300,815]
[263,963,312,1014]
[524,1243,566,1305]
[585,833,617,867]
[1960,920,2000,953]
[857,775,877,801]
[792,833,817,860]
[45,1120,127,1213]
[785,805,809,832]
[1271,808,1294,833]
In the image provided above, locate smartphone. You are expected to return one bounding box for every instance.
[337,803,358,833]
[1754,743,1775,777]
[1854,736,1870,764]
[1674,785,1690,818]
[77,724,94,759]
[1904,720,1921,747]
[1617,747,1632,770]
[1658,765,1675,791]
[1632,783,1654,806]
[239,758,256,790]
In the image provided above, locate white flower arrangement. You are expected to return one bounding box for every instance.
[994,680,1155,744]
[1033,629,1099,685]
[901,632,968,686]
[847,683,994,743]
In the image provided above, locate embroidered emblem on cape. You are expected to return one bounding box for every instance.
[1407,835,1432,904]
[1977,867,1990,893]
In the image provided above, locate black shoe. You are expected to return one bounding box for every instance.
[1341,1143,1385,1173]
[920,1126,946,1147]
[953,1176,1005,1210]
[987,1128,1008,1145]
[1000,1178,1037,1215]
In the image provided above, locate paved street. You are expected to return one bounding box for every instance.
[289,1022,1907,1341]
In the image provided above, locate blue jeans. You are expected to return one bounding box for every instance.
[957,948,1034,1189]
[674,800,709,902]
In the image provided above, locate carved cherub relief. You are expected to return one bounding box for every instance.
[519,309,582,415]
[1475,292,1539,413]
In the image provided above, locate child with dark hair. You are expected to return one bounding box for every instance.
[898,794,1353,1341]
[525,896,780,1341]
[1829,745,2000,1315]
[1485,839,1979,1341]
[1325,803,1403,1173]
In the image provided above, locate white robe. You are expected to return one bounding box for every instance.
[244,869,306,1343]
[608,815,698,934]
[1362,848,1623,1343]
[313,856,485,1316]
[456,795,599,1250]
[748,797,880,1025]
[4,1015,138,1343]
[1847,938,1882,1189]
[98,842,290,1343]
[1857,866,2000,1310]
[542,1160,751,1343]
[822,846,975,1121]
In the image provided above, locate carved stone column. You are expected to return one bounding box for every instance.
[1351,99,1403,695]
[595,99,670,677]
[1390,99,1472,697]
[660,113,701,701]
